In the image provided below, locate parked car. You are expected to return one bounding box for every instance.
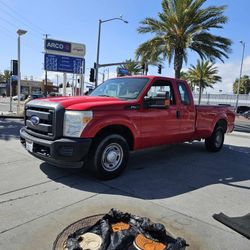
[237,106,250,114]
[30,93,45,99]
[20,76,235,179]
[12,94,25,101]
[243,110,250,119]
[48,92,62,97]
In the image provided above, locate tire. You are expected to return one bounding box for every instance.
[88,134,129,180]
[205,126,224,152]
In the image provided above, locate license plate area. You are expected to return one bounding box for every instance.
[26,140,33,152]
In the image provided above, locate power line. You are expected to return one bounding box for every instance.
[0,0,47,35]
[0,24,16,40]
[0,16,19,29]
[0,11,43,40]
[0,28,42,57]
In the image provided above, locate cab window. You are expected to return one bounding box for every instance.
[146,80,176,105]
[178,82,191,105]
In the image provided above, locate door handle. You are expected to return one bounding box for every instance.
[176,111,181,119]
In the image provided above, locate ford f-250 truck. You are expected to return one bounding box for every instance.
[20,76,235,179]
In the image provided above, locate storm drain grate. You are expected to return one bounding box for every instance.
[53,214,103,250]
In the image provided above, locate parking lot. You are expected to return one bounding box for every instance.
[0,118,249,249]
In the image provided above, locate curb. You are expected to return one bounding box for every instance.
[227,131,250,139]
[0,115,24,119]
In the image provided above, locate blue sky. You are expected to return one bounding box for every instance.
[0,0,249,93]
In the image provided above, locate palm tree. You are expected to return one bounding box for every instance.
[136,0,232,78]
[233,75,250,94]
[0,70,11,82]
[120,59,142,75]
[180,71,195,91]
[187,60,221,104]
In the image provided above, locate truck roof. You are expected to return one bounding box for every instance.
[114,75,184,82]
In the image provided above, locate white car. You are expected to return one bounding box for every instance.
[243,110,250,119]
[12,94,25,101]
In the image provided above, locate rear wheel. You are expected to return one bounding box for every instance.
[88,134,129,180]
[205,126,224,152]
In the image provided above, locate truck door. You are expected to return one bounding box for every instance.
[140,80,181,148]
[176,81,196,140]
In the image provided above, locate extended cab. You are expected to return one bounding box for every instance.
[20,76,235,179]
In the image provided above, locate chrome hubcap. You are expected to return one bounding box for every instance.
[101,143,123,172]
[106,151,118,163]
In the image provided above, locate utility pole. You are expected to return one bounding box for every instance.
[44,34,49,96]
[235,41,246,111]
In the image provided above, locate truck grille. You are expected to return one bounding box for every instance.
[26,107,54,138]
[24,101,64,140]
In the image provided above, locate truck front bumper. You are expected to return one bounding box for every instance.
[20,128,92,168]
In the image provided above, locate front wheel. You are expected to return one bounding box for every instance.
[88,134,129,180]
[205,126,224,152]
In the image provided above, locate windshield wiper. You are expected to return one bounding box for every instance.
[97,94,111,97]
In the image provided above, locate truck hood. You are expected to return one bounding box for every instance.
[33,96,129,110]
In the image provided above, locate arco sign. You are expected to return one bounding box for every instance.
[45,39,85,57]
[45,39,71,53]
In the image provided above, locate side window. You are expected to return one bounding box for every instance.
[146,80,176,105]
[178,82,191,105]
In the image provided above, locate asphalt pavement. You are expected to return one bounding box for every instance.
[0,119,250,250]
[234,116,250,133]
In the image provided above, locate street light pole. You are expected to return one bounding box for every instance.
[95,19,101,88]
[95,17,128,87]
[17,29,27,115]
[235,41,245,111]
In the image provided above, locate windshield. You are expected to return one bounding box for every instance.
[90,77,149,100]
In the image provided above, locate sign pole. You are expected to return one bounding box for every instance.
[63,73,67,96]
[75,74,78,96]
[72,74,74,96]
[81,74,84,95]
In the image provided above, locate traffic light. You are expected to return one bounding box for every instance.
[89,68,95,82]
[11,60,18,75]
[158,64,162,74]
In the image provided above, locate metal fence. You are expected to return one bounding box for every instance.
[193,93,250,106]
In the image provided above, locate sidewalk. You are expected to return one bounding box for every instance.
[0,111,24,119]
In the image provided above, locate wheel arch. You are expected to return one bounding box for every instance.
[215,118,227,133]
[92,125,134,151]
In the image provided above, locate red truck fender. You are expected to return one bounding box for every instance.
[81,115,140,150]
[211,114,228,135]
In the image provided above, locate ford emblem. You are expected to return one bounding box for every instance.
[30,115,40,125]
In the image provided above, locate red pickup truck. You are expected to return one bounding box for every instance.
[20,76,235,179]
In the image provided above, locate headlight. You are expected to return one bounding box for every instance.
[63,111,93,137]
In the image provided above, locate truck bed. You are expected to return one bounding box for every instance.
[195,105,235,139]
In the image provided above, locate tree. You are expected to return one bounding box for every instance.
[120,59,142,75]
[187,60,221,104]
[136,0,232,78]
[0,70,11,82]
[233,75,250,94]
[180,71,195,91]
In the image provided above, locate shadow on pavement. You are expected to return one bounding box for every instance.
[40,142,250,200]
[0,118,24,140]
